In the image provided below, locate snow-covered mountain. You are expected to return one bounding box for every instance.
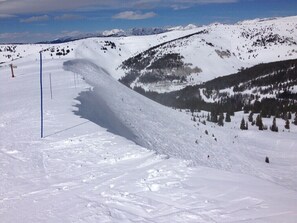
[168,24,199,31]
[120,16,297,92]
[1,15,297,222]
[35,27,168,44]
[2,16,296,91]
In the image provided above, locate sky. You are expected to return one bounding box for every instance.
[0,0,296,43]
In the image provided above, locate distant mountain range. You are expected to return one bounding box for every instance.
[38,27,172,44]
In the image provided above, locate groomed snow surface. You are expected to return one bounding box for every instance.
[1,56,297,222]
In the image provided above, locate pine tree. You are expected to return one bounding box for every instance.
[283,112,288,120]
[240,118,246,130]
[225,112,231,122]
[248,112,253,122]
[218,113,224,126]
[285,119,290,129]
[265,156,270,164]
[293,113,297,126]
[270,117,278,132]
[288,112,292,120]
[244,105,249,114]
[256,114,263,130]
[275,110,280,118]
[211,111,218,123]
[256,114,260,126]
[245,121,248,130]
[256,114,262,126]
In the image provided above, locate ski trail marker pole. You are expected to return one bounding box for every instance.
[10,64,17,78]
[39,51,44,138]
[49,73,53,100]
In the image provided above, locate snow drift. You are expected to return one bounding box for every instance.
[64,59,254,172]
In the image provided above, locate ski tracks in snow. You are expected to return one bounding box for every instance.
[1,58,297,222]
[2,131,296,222]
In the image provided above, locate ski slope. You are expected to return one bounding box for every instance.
[1,49,297,222]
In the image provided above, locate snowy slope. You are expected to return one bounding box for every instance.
[64,58,297,189]
[1,15,297,222]
[0,28,201,80]
[1,55,297,222]
[119,16,297,92]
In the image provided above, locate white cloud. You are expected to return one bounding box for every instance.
[54,14,84,21]
[113,11,156,20]
[20,15,49,23]
[176,0,236,2]
[0,31,56,43]
[0,0,238,14]
[171,5,191,10]
[0,13,16,18]
[0,0,115,14]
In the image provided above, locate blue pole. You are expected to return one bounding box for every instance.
[40,51,43,138]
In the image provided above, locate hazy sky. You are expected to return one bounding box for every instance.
[0,0,296,43]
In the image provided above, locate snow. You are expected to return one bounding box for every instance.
[116,15,297,90]
[168,24,199,31]
[102,29,125,36]
[1,16,297,222]
[291,85,297,93]
[134,81,187,93]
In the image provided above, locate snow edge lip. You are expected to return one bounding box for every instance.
[63,58,143,147]
[63,59,111,76]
